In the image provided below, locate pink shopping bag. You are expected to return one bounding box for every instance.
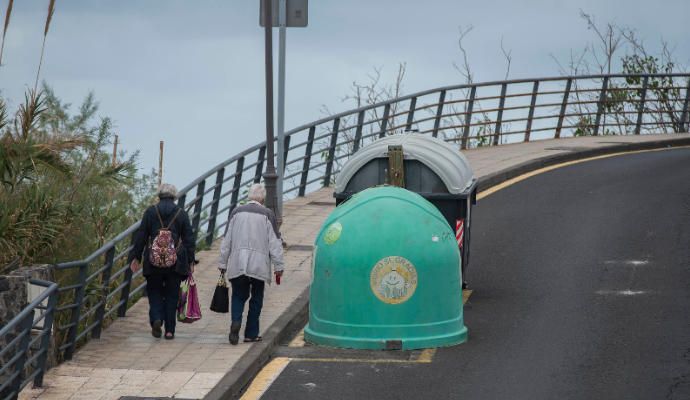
[178,274,202,323]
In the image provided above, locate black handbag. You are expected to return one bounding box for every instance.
[210,272,229,313]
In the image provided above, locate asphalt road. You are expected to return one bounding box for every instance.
[261,147,690,400]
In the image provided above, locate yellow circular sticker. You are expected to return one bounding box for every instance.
[370,256,418,304]
[323,222,342,245]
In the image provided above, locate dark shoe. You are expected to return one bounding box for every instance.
[229,321,241,345]
[164,332,175,340]
[244,336,263,343]
[151,320,162,338]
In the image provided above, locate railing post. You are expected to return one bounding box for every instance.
[11,310,35,397]
[227,156,245,210]
[432,90,447,138]
[282,135,291,174]
[205,168,225,246]
[593,76,609,136]
[299,127,315,197]
[555,78,572,138]
[405,97,417,132]
[352,111,365,153]
[524,81,539,142]
[34,287,58,387]
[117,267,133,318]
[379,104,391,138]
[493,83,508,145]
[635,76,649,135]
[461,86,476,150]
[64,262,88,360]
[323,118,340,187]
[254,146,266,184]
[191,180,205,242]
[92,247,115,339]
[679,77,690,133]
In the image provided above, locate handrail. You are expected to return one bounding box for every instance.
[6,73,686,382]
[0,279,58,399]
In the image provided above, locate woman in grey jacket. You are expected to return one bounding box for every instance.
[218,183,284,345]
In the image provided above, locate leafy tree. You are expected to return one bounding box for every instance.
[0,87,157,269]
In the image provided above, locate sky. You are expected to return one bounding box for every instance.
[1,0,688,189]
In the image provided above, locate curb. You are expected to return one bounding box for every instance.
[204,287,309,400]
[205,135,690,400]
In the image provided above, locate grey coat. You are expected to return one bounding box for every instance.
[218,201,284,283]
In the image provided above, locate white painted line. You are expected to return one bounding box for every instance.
[604,260,649,266]
[596,290,649,296]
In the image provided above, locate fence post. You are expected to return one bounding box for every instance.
[92,247,115,339]
[206,167,225,246]
[524,81,539,142]
[34,287,57,387]
[461,86,476,150]
[11,310,35,397]
[405,97,417,132]
[352,111,365,153]
[555,78,572,138]
[254,146,266,184]
[64,262,88,360]
[432,90,447,138]
[635,76,649,135]
[593,76,609,136]
[679,77,690,133]
[299,127,315,197]
[191,180,205,243]
[379,104,391,138]
[323,118,340,187]
[117,267,133,318]
[493,83,508,145]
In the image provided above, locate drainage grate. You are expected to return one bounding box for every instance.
[544,146,592,152]
[288,244,314,252]
[308,201,336,206]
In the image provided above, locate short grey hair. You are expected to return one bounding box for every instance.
[248,183,266,203]
[157,183,178,199]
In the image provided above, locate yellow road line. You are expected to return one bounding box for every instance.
[240,357,290,400]
[463,289,473,304]
[291,356,427,364]
[288,329,305,347]
[416,348,436,363]
[476,146,690,200]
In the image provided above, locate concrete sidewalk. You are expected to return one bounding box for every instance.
[19,133,690,400]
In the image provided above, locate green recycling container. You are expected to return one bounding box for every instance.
[304,186,468,350]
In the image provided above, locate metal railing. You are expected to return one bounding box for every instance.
[7,73,689,373]
[0,280,58,400]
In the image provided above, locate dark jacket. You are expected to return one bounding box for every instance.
[128,197,195,277]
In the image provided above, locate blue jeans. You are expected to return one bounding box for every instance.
[230,275,265,338]
[146,273,182,334]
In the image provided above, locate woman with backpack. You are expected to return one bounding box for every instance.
[128,183,196,340]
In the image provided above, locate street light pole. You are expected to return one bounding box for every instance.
[262,0,279,222]
[276,0,287,219]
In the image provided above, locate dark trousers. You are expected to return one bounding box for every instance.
[146,273,182,334]
[230,275,265,339]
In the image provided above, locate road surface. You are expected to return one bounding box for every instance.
[259,147,690,400]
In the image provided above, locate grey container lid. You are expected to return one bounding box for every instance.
[335,134,475,195]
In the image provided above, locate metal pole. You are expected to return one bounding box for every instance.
[262,0,279,222]
[276,0,287,220]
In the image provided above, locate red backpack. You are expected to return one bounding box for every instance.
[148,206,182,268]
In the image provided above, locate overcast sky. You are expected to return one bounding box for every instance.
[1,0,688,188]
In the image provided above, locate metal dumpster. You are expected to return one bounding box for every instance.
[334,134,477,286]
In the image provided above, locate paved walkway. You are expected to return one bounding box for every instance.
[19,133,689,400]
